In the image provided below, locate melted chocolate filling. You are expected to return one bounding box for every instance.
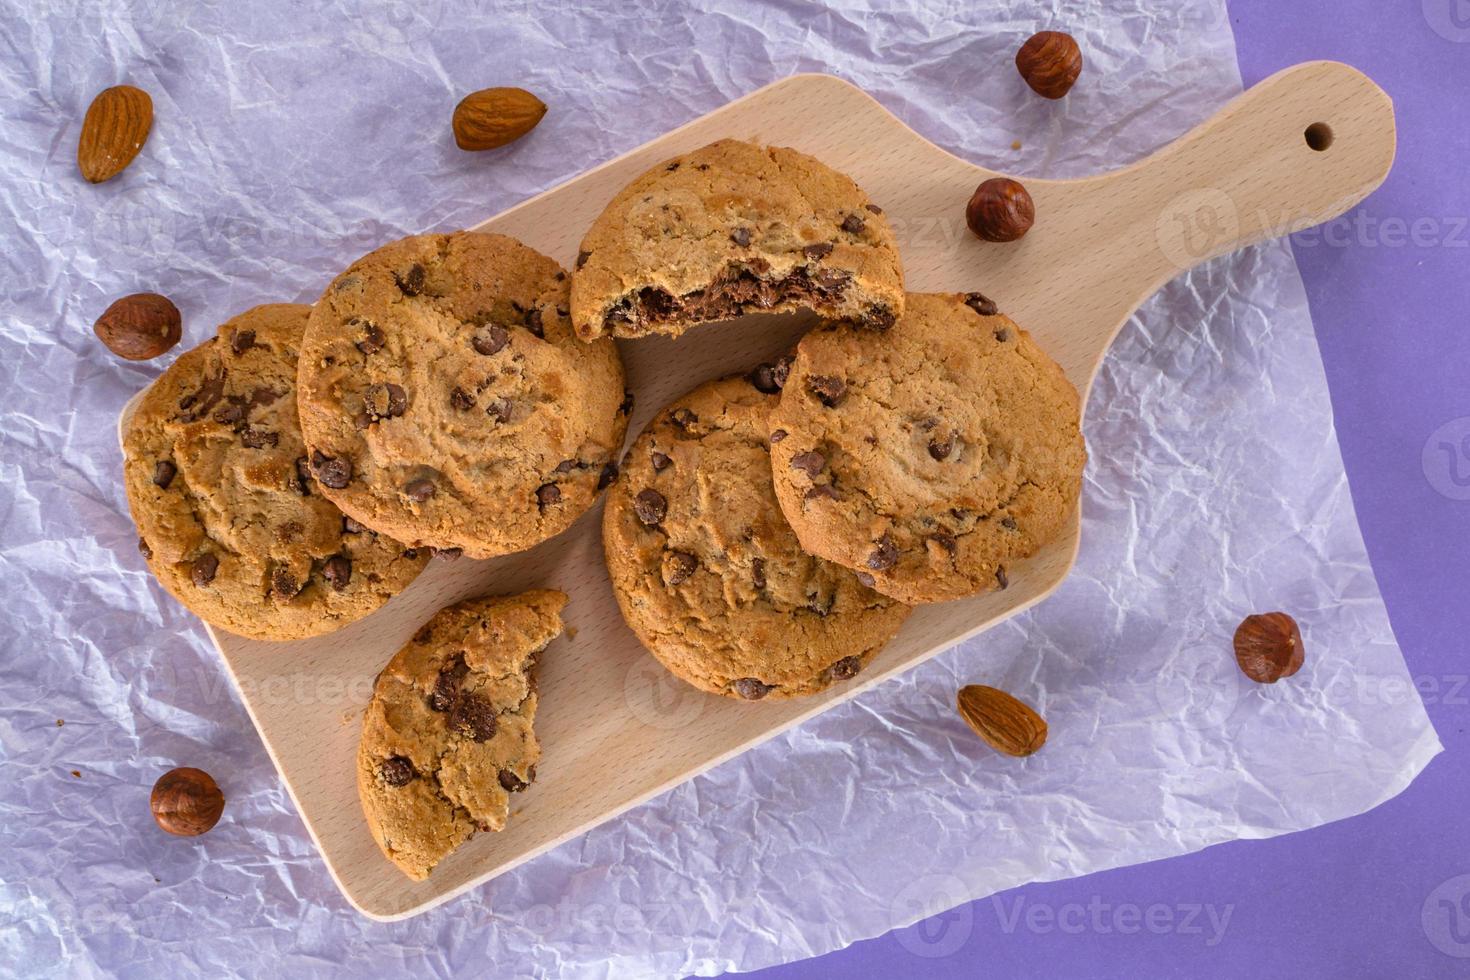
[602,264,893,333]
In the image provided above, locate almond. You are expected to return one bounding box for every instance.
[78,84,154,183]
[94,292,181,360]
[452,87,546,151]
[956,684,1047,757]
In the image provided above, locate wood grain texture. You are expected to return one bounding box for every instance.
[117,64,1393,920]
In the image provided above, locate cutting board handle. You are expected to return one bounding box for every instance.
[1120,60,1395,274]
[1013,61,1395,379]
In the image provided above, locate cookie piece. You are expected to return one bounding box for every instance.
[297,232,629,559]
[603,374,911,700]
[571,139,904,341]
[122,304,429,641]
[357,589,565,881]
[769,292,1086,604]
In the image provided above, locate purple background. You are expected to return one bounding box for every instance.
[747,2,1470,978]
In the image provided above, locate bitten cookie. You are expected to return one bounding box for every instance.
[571,139,905,341]
[122,304,429,641]
[768,293,1086,605]
[357,589,565,881]
[297,232,629,559]
[603,373,911,700]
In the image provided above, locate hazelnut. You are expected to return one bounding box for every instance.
[966,178,1035,243]
[150,767,225,836]
[1233,612,1305,683]
[1015,31,1083,100]
[94,292,181,360]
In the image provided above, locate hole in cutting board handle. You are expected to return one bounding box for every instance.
[1304,122,1334,152]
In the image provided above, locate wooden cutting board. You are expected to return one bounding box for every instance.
[119,64,1393,920]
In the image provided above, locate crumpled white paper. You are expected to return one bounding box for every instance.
[0,0,1437,976]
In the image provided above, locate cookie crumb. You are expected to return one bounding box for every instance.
[1011,139,1023,150]
[56,719,64,727]
[71,770,81,778]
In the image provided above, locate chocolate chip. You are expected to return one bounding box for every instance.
[730,227,752,247]
[213,403,244,426]
[472,324,509,355]
[994,327,1011,342]
[830,655,862,679]
[323,555,352,590]
[138,537,152,559]
[449,692,497,742]
[576,250,591,270]
[380,756,416,787]
[434,547,463,561]
[395,263,426,296]
[634,488,667,525]
[498,769,528,792]
[696,163,709,171]
[353,411,373,431]
[790,451,826,477]
[414,624,434,645]
[855,571,875,588]
[553,459,579,474]
[806,485,841,501]
[733,677,772,701]
[666,162,680,172]
[271,567,300,599]
[803,242,833,261]
[860,305,896,331]
[293,456,313,495]
[405,478,435,502]
[450,387,474,411]
[334,275,359,293]
[751,557,767,590]
[230,329,255,354]
[807,375,846,408]
[650,451,672,472]
[597,462,619,490]
[996,565,1009,590]
[748,355,793,394]
[152,460,176,488]
[402,548,420,560]
[931,531,957,554]
[191,553,218,586]
[963,292,999,317]
[486,398,513,424]
[240,427,278,449]
[618,390,635,416]
[769,429,787,444]
[864,203,883,215]
[928,433,954,461]
[669,407,698,431]
[1001,516,1018,531]
[342,515,366,534]
[429,654,468,711]
[311,450,352,489]
[840,214,865,234]
[536,483,561,509]
[178,394,196,411]
[380,383,408,418]
[524,307,544,338]
[665,550,698,585]
[356,321,386,354]
[866,534,898,571]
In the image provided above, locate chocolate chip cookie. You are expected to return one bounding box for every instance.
[768,293,1086,604]
[122,304,429,641]
[603,373,911,700]
[570,139,905,341]
[297,232,629,559]
[357,589,565,881]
